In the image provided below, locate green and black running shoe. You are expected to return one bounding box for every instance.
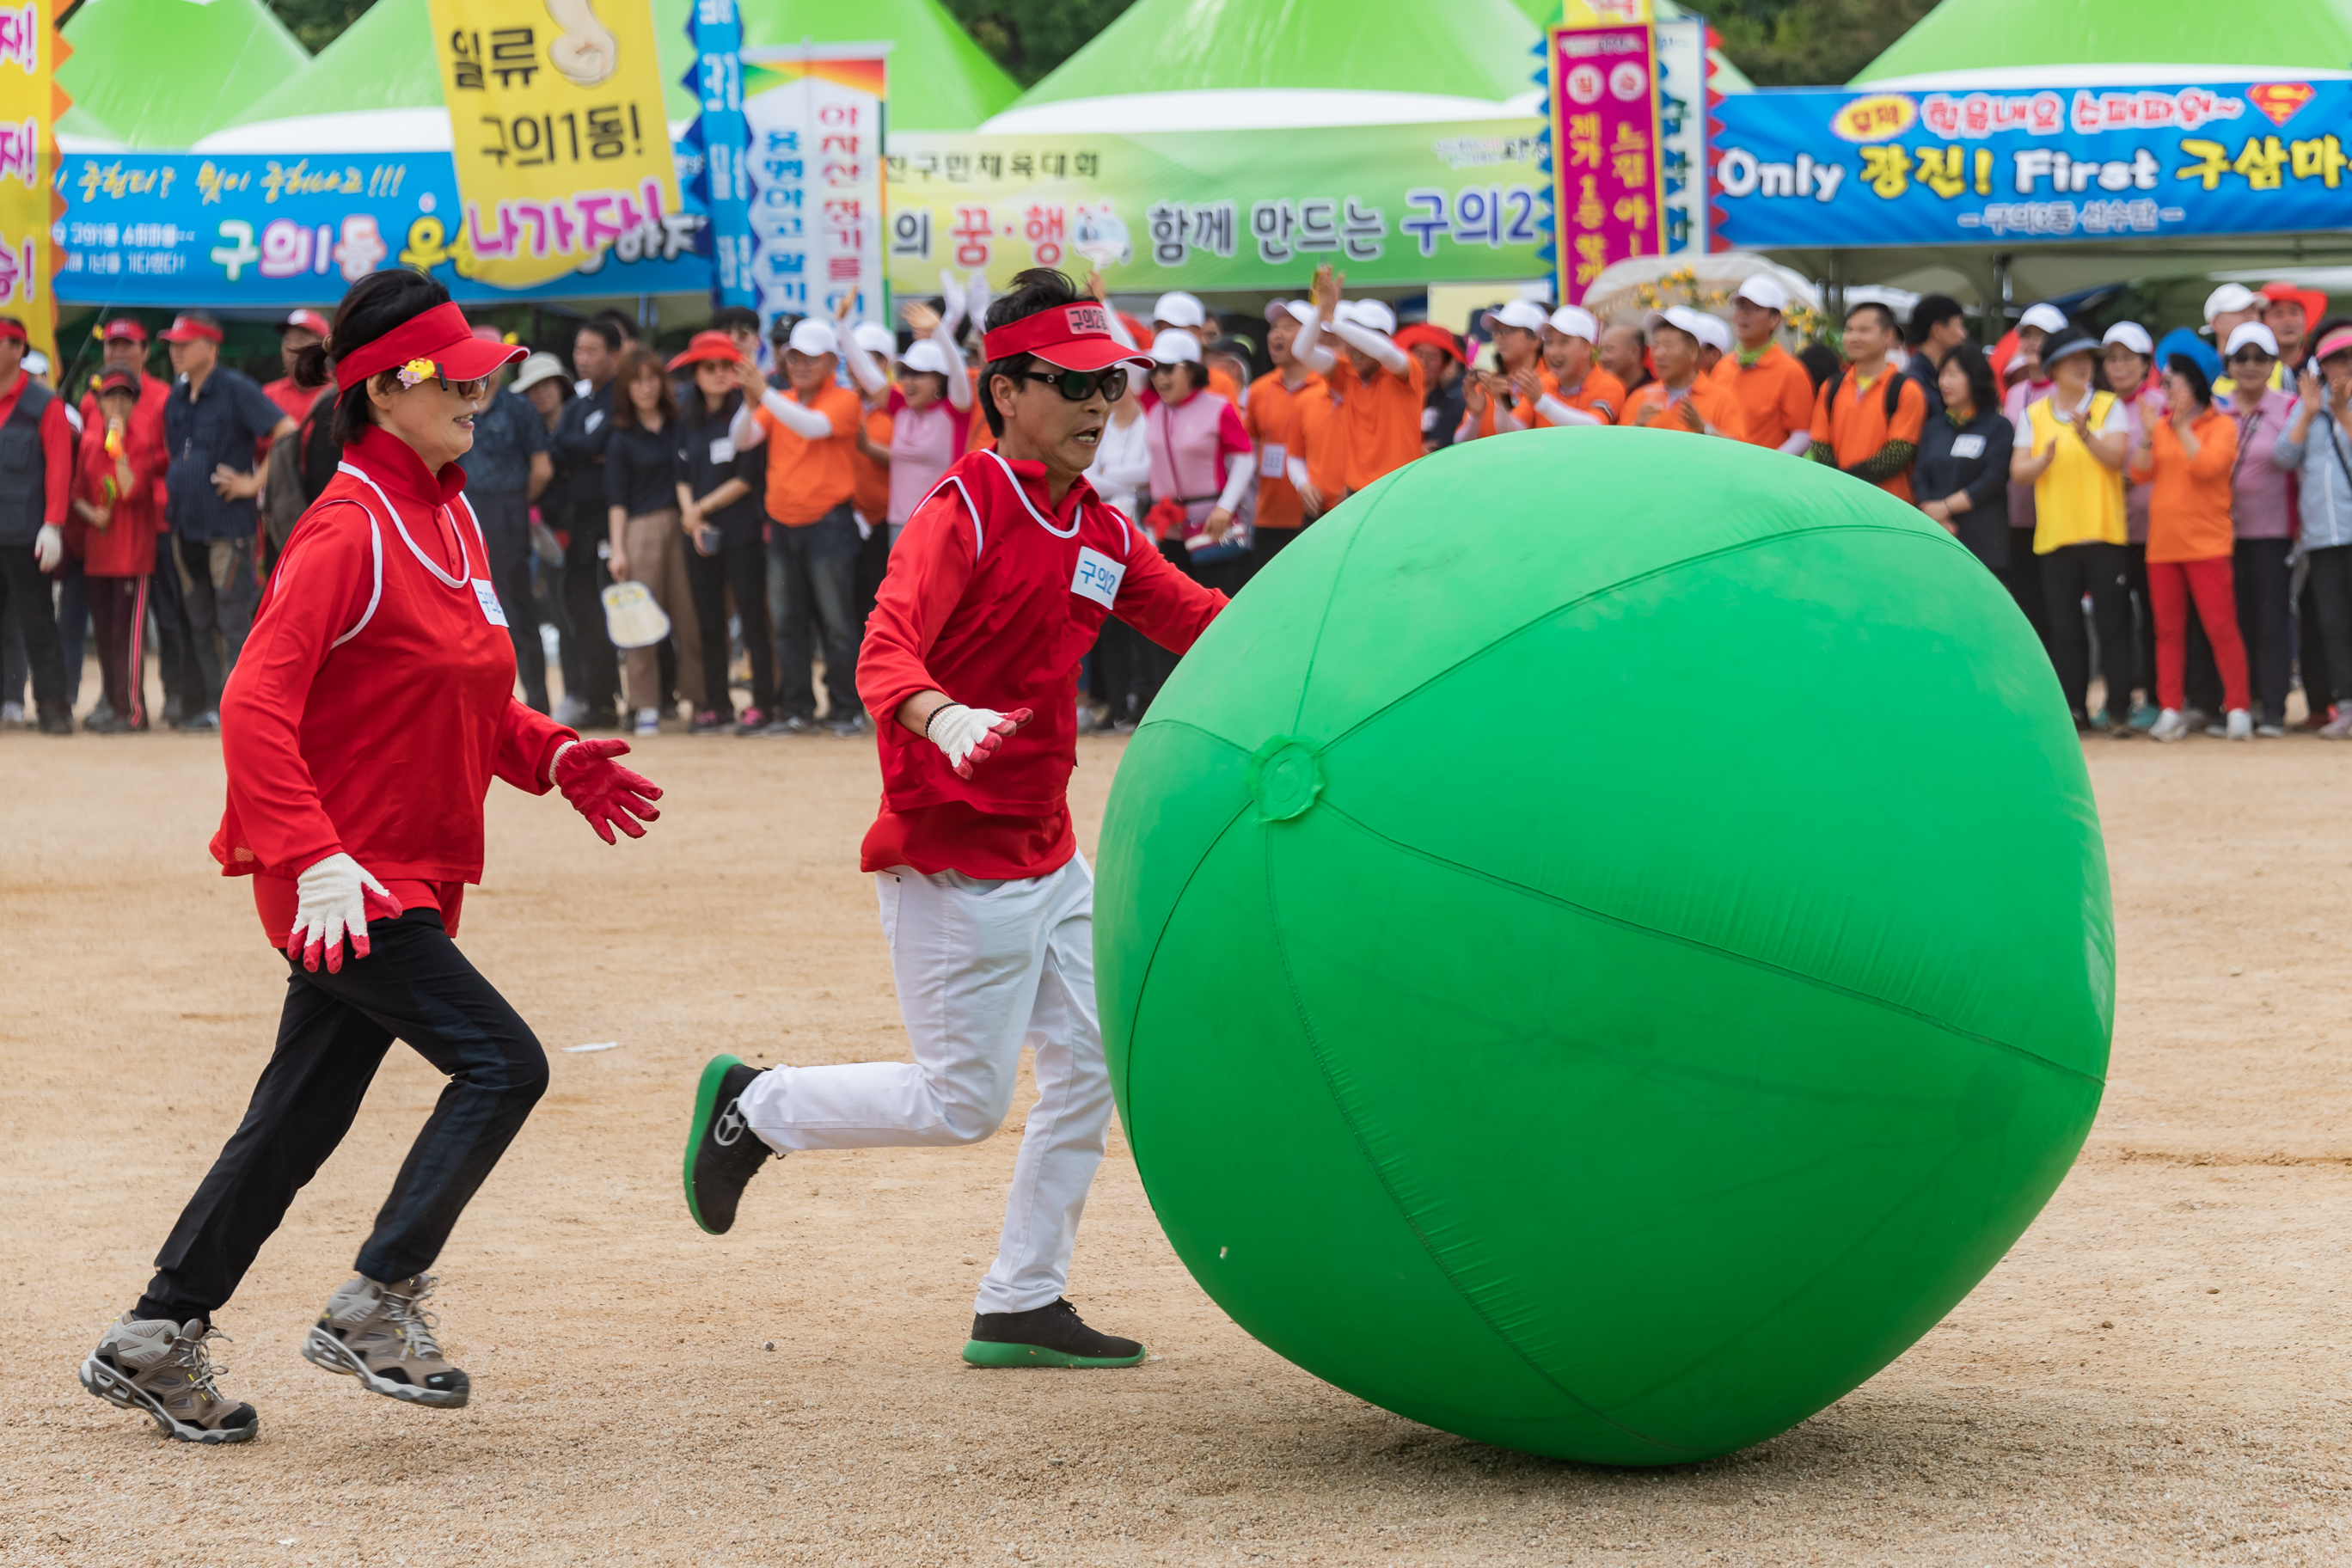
[963,1298,1146,1369]
[684,1054,774,1235]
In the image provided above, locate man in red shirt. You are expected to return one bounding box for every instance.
[260,308,332,431]
[0,315,77,732]
[686,270,1227,1369]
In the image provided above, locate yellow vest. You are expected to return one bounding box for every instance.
[2029,391,2126,554]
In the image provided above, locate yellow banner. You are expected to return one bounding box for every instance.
[425,0,682,289]
[0,0,57,359]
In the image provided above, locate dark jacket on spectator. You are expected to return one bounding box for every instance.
[1913,405,2015,570]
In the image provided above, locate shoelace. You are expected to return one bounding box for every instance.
[174,1326,233,1401]
[381,1276,445,1362]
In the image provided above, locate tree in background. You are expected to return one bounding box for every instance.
[938,0,1138,88]
[1707,0,1941,88]
[266,0,377,53]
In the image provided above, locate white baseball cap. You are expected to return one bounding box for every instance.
[1347,298,1398,336]
[1547,305,1599,343]
[1644,304,1712,345]
[1733,273,1789,313]
[2226,321,2281,358]
[2100,322,2154,357]
[1689,315,1733,355]
[851,322,895,357]
[2018,302,2069,334]
[1481,298,1550,335]
[899,339,957,377]
[1264,298,1316,328]
[2203,283,2260,327]
[1148,328,1202,365]
[1152,291,1206,329]
[786,318,839,358]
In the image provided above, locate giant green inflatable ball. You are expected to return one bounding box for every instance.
[1095,427,2111,1465]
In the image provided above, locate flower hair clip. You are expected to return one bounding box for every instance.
[396,358,438,388]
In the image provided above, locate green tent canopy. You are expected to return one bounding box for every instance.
[738,0,1020,132]
[1854,0,2352,82]
[58,0,310,149]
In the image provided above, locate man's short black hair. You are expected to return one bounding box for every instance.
[710,305,761,336]
[1908,294,1966,346]
[1845,300,1900,337]
[979,267,1081,438]
[574,317,625,354]
[590,308,637,343]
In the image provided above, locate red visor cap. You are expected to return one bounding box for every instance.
[334,302,527,392]
[158,315,222,344]
[666,330,743,372]
[101,318,150,344]
[981,303,1152,372]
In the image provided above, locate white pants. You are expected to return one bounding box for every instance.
[737,853,1110,1315]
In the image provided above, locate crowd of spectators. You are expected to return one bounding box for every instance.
[4,268,2347,744]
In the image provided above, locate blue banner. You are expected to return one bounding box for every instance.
[683,0,755,309]
[1711,79,2352,248]
[57,147,714,308]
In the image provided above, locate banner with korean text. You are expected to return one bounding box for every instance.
[1711,80,2352,248]
[0,0,57,358]
[685,0,755,309]
[1549,21,1666,302]
[884,120,1547,295]
[426,0,683,288]
[742,48,886,334]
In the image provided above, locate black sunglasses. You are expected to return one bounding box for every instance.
[1016,365,1128,403]
[2229,349,2272,363]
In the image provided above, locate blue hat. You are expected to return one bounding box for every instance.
[2154,328,2220,384]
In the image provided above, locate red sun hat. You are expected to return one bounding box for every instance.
[665,330,743,372]
[981,302,1153,372]
[334,302,527,393]
[2258,279,2329,335]
[1393,322,1466,364]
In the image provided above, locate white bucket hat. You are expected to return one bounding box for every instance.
[511,350,568,395]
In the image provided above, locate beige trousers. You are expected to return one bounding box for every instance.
[619,508,703,714]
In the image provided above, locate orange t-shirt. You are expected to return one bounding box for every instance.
[1714,343,1817,450]
[1330,353,1427,492]
[1514,365,1628,429]
[2132,407,2239,563]
[757,383,865,525]
[853,406,892,524]
[1288,379,1351,516]
[1246,370,1323,530]
[1616,377,1750,441]
[1809,366,1929,503]
[1208,365,1242,405]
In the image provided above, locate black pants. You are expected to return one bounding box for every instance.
[2001,527,2049,652]
[685,526,775,717]
[2303,544,2352,713]
[853,514,891,624]
[0,542,65,718]
[771,505,863,723]
[2041,541,2133,723]
[473,490,548,714]
[176,534,259,714]
[136,910,548,1323]
[148,554,200,719]
[560,516,620,716]
[1248,524,1302,585]
[2122,542,2155,710]
[2233,536,2294,727]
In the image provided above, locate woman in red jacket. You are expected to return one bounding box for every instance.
[70,369,163,731]
[79,271,662,1446]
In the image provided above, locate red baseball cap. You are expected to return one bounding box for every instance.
[665,330,743,372]
[333,302,527,392]
[981,301,1152,373]
[157,314,224,344]
[280,309,332,338]
[98,369,137,395]
[100,317,149,344]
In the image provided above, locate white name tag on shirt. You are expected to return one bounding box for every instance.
[708,436,736,464]
[1950,433,1987,459]
[472,579,510,627]
[585,409,605,433]
[1259,441,1286,478]
[1071,545,1124,609]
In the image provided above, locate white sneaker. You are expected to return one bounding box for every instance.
[0,701,21,726]
[2319,711,2352,739]
[634,707,660,736]
[552,693,589,727]
[2226,708,2254,741]
[2149,708,2189,743]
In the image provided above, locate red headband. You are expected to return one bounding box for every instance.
[0,319,25,345]
[980,302,1153,373]
[334,302,527,392]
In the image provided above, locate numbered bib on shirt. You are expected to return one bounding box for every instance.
[472,579,510,627]
[1259,442,1287,479]
[1071,545,1125,609]
[1951,433,1986,460]
[709,437,736,464]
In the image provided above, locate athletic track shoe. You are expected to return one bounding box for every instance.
[964,1298,1146,1369]
[80,1315,259,1443]
[685,1053,774,1235]
[302,1274,469,1407]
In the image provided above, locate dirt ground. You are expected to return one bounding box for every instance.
[4,707,2349,1566]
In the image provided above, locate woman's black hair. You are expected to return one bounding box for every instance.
[1940,342,1998,418]
[305,267,452,445]
[1150,358,1208,396]
[978,267,1081,438]
[2166,352,2213,410]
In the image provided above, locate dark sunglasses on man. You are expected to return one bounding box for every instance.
[1016,364,1128,403]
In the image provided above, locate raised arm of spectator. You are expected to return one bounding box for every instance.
[1329,315,1410,377]
[905,300,972,410]
[1087,273,1138,351]
[839,319,888,398]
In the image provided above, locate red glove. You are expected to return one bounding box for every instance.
[552,738,663,843]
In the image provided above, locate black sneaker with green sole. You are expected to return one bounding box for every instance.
[963,1298,1145,1368]
[683,1054,773,1235]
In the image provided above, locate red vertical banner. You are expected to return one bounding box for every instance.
[1550,22,1664,303]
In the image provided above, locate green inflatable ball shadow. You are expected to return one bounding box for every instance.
[1095,426,2110,1465]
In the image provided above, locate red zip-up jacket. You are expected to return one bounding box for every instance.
[856,449,1226,879]
[211,425,574,942]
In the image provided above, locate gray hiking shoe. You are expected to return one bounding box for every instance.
[79,1315,259,1443]
[301,1274,470,1407]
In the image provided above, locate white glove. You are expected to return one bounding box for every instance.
[33,523,60,572]
[289,852,397,974]
[965,271,992,340]
[925,702,1031,780]
[939,268,968,335]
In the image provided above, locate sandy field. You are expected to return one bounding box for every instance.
[3,713,2349,1566]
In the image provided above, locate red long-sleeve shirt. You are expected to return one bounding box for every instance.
[211,425,574,944]
[0,371,76,529]
[856,449,1226,879]
[71,382,168,577]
